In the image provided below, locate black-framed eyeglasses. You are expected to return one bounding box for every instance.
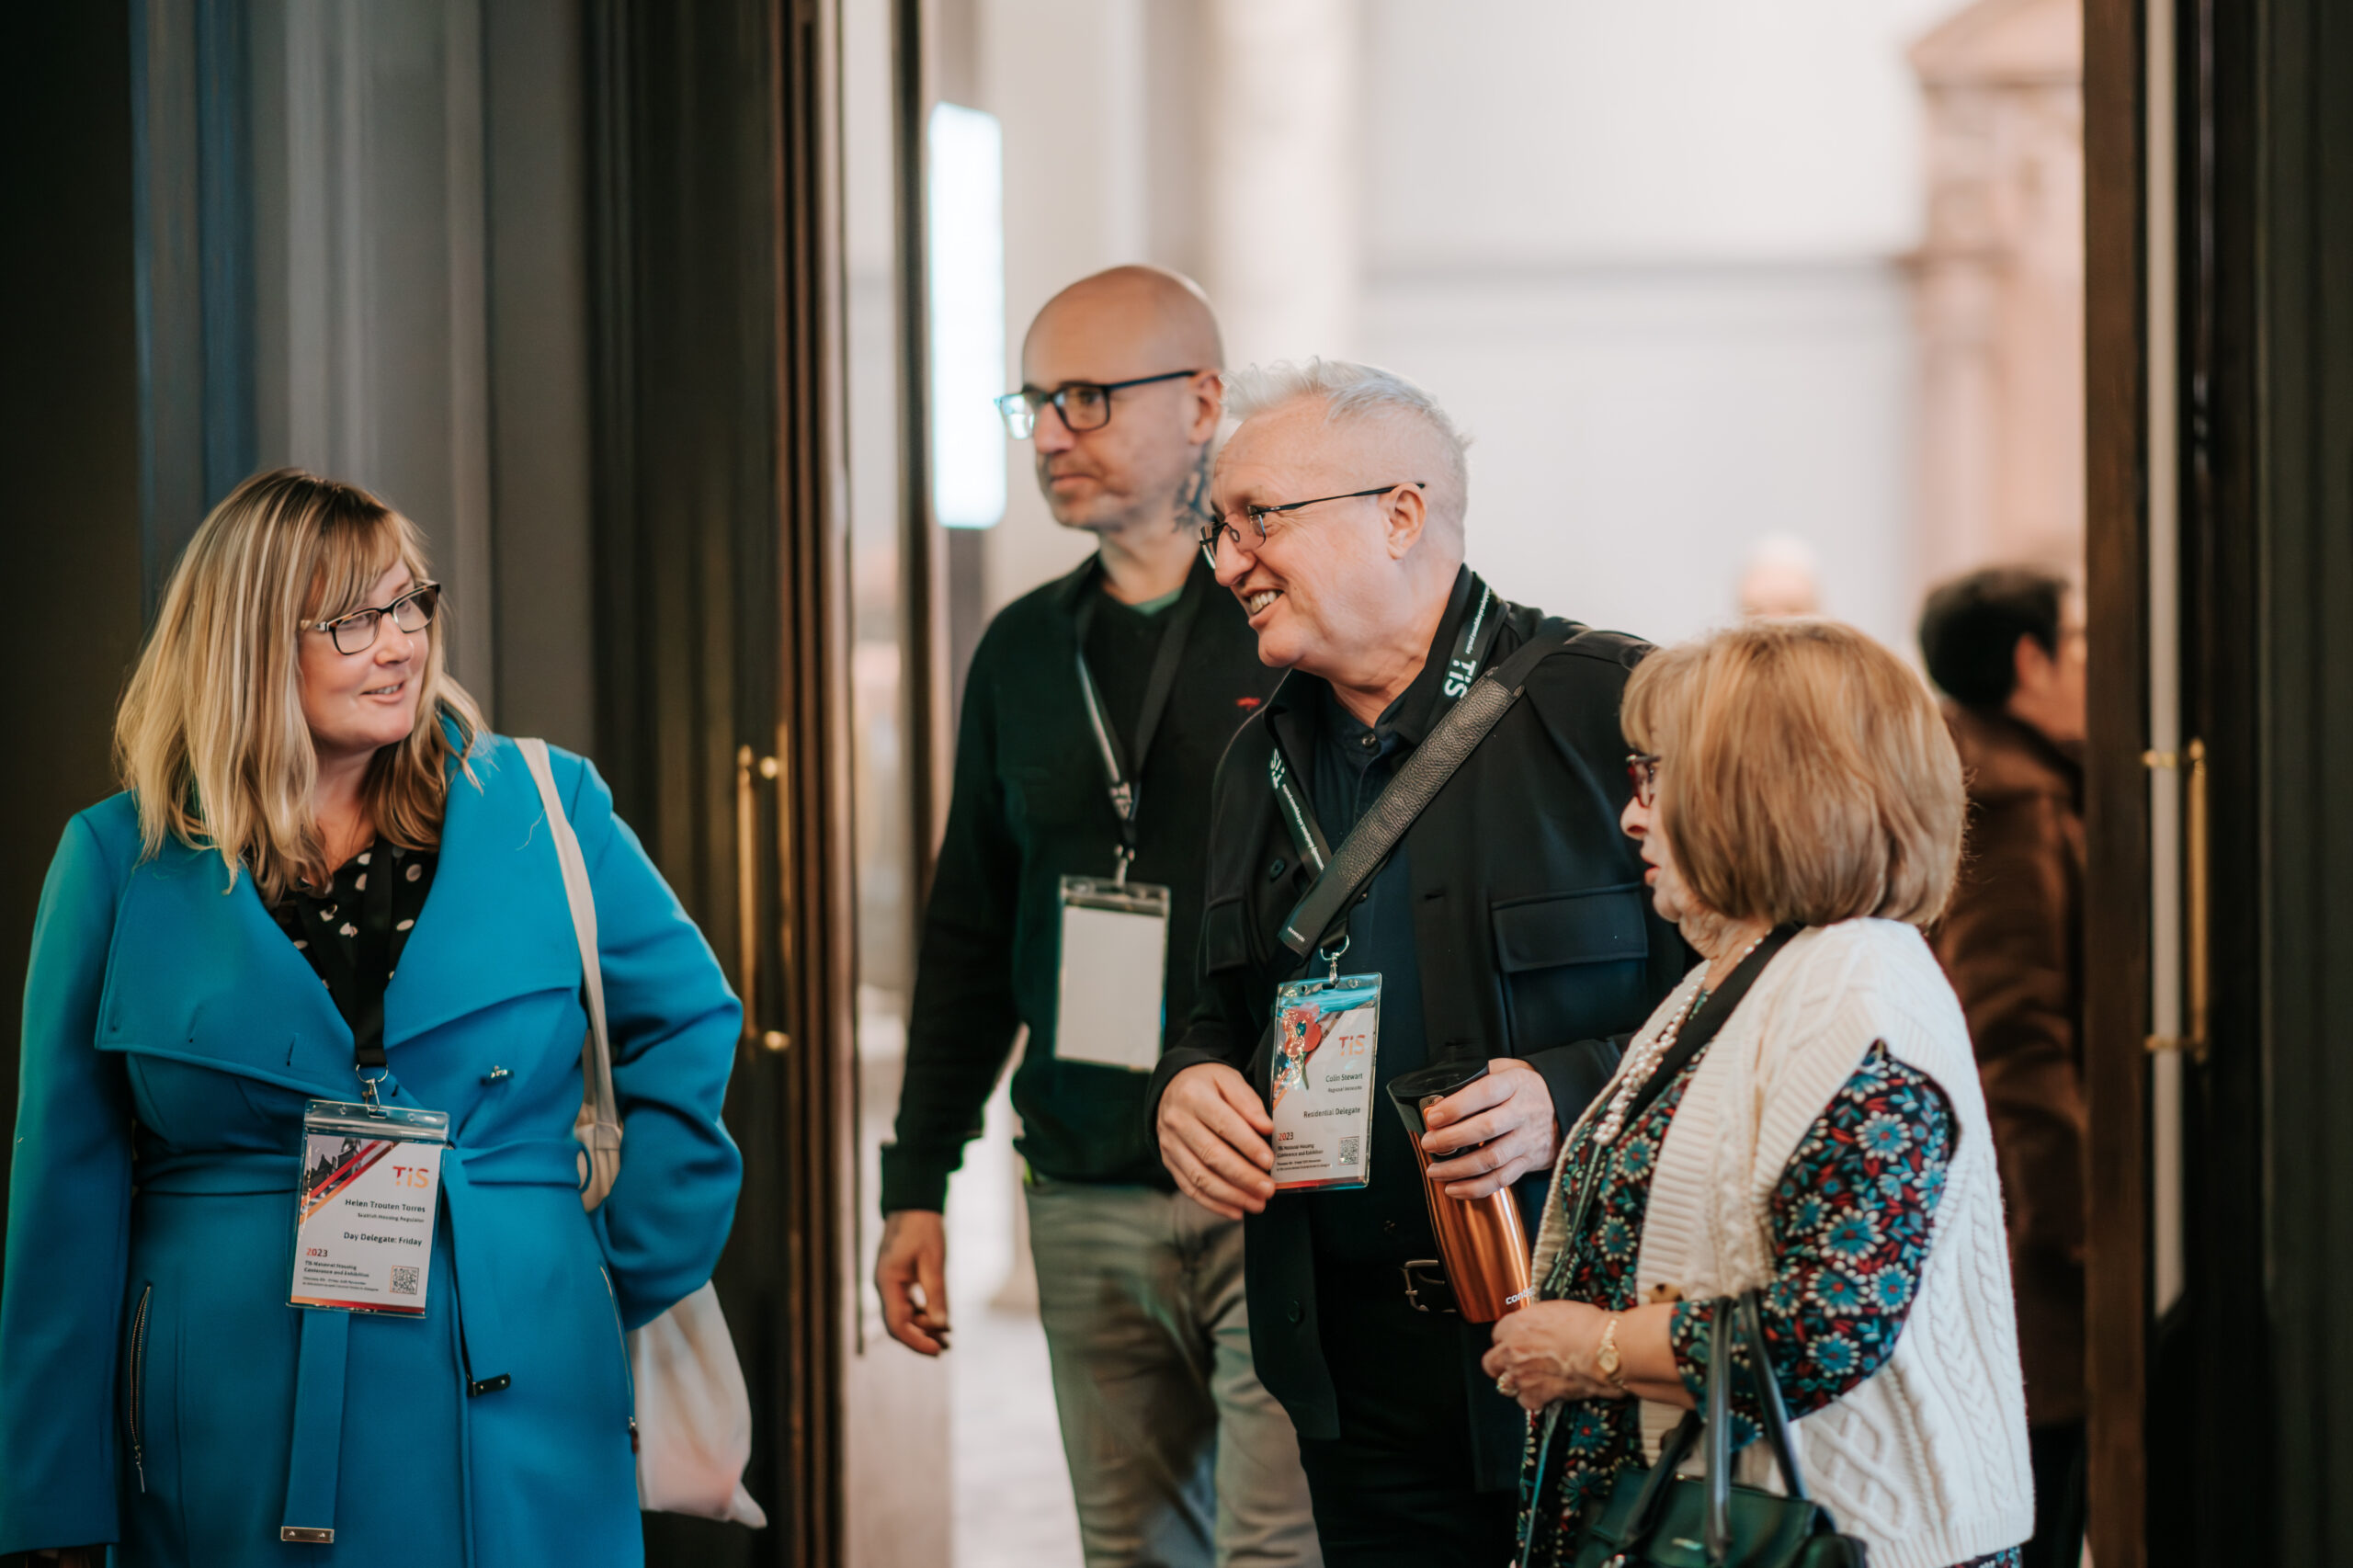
[1199,482,1427,568]
[994,369,1204,438]
[307,582,440,655]
[1626,753,1661,808]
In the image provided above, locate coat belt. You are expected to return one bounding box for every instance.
[137,1137,585,1543]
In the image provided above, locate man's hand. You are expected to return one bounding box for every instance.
[876,1209,951,1355]
[1155,1062,1278,1220]
[1420,1057,1558,1199]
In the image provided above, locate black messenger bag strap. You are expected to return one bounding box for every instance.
[1276,617,1576,959]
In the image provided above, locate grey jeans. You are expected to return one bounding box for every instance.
[1024,1176,1323,1568]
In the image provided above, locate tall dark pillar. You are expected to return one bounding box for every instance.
[0,6,147,1281]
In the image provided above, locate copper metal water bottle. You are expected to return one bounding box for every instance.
[1386,1062,1535,1323]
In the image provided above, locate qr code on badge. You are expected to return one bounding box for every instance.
[1338,1136,1361,1167]
[390,1266,420,1298]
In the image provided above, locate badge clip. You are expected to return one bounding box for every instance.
[1319,933,1350,986]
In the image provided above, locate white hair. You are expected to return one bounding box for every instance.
[1222,358,1472,528]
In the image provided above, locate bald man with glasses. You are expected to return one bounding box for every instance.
[877,266,1318,1568]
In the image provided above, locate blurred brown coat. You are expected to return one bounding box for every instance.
[1932,703,2086,1428]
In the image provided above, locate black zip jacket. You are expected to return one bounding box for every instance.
[1144,568,1690,1485]
[881,552,1280,1213]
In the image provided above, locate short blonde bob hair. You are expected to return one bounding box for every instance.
[1620,619,1963,929]
[115,468,483,900]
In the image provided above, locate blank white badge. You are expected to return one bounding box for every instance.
[1055,875,1171,1073]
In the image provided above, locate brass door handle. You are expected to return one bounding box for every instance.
[766,733,794,1055]
[737,745,791,1053]
[2144,739,2208,1062]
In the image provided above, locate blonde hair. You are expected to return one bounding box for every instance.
[114,468,483,899]
[1620,619,1963,929]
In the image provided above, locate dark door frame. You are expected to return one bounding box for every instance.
[582,1,863,1561]
[2081,2,2151,1565]
[2086,0,2353,1558]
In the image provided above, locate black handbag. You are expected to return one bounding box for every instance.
[1557,1293,1869,1568]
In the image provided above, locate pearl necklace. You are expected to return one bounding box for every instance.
[1590,932,1765,1146]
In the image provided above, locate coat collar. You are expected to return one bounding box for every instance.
[381,737,577,1045]
[97,734,577,1093]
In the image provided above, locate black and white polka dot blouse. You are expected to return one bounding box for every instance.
[267,837,440,1034]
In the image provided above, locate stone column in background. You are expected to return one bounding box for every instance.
[1201,0,1365,370]
[1909,0,2085,590]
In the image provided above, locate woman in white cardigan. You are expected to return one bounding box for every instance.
[1483,619,2033,1568]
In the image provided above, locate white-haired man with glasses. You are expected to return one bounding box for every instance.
[877,267,1319,1567]
[1148,360,1688,1565]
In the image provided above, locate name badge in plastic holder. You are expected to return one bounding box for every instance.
[1054,875,1171,1073]
[290,1099,449,1316]
[1269,973,1381,1192]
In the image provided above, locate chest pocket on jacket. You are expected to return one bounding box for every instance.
[1490,885,1650,1061]
[1199,895,1256,976]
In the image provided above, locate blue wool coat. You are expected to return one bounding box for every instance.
[0,734,743,1565]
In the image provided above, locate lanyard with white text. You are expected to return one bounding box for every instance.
[1265,575,1501,884]
[1072,568,1205,881]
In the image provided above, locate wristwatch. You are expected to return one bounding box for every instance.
[1596,1313,1628,1393]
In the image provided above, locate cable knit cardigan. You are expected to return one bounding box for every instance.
[1530,919,2035,1568]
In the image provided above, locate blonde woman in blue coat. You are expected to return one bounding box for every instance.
[0,469,744,1565]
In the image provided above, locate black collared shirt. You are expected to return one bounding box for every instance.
[881,552,1281,1212]
[1300,690,1440,1266]
[1147,565,1690,1480]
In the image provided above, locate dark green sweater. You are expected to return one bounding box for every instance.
[879,551,1280,1212]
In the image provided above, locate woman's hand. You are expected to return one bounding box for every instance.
[1482,1300,1623,1413]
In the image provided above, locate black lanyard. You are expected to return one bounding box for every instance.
[1523,924,1802,1544]
[1538,925,1800,1291]
[284,835,401,1085]
[1266,575,1502,882]
[1072,568,1205,880]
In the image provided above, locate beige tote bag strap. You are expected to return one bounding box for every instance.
[518,738,624,1210]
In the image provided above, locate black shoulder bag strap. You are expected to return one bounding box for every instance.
[1072,570,1206,881]
[1272,598,1566,960]
[1613,924,1802,1131]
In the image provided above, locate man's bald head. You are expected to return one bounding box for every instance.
[1017,267,1225,536]
[1022,265,1224,384]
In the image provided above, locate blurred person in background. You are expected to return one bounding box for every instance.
[1734,533,1821,620]
[0,470,742,1566]
[874,266,1317,1568]
[1153,359,1683,1566]
[1918,566,2088,1568]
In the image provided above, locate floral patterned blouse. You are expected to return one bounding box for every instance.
[1517,1028,2022,1568]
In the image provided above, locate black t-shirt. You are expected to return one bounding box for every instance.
[881,552,1281,1210]
[1078,581,1182,763]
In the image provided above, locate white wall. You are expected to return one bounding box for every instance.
[972,0,1969,655]
[977,0,1161,612]
[1360,0,1959,653]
